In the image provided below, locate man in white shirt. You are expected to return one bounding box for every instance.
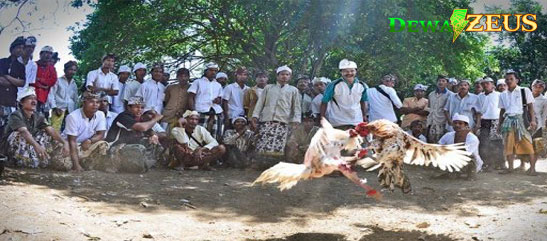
[188,62,224,139]
[98,92,118,131]
[216,72,228,88]
[17,36,37,96]
[64,92,109,172]
[496,79,507,92]
[498,71,537,175]
[135,63,166,114]
[47,61,79,132]
[311,77,331,120]
[444,79,480,132]
[111,65,130,113]
[222,67,249,127]
[85,54,119,97]
[367,74,403,123]
[477,77,503,171]
[123,62,147,104]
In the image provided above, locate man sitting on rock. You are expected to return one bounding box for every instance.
[222,116,255,168]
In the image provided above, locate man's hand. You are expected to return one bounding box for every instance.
[529,120,537,131]
[194,148,204,162]
[148,134,160,145]
[362,115,368,122]
[81,139,92,151]
[34,145,49,160]
[61,142,70,157]
[213,97,222,105]
[251,118,258,132]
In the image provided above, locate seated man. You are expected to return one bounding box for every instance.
[98,92,118,131]
[222,116,255,168]
[64,92,109,172]
[437,113,483,180]
[2,87,70,170]
[285,113,320,163]
[405,120,427,142]
[169,110,226,170]
[105,97,164,173]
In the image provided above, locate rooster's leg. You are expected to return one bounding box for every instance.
[338,164,382,201]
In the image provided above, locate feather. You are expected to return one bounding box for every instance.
[252,162,313,191]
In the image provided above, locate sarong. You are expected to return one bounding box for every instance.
[255,122,290,156]
[501,115,534,155]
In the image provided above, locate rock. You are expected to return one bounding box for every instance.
[465,220,481,228]
[539,209,547,214]
[140,201,150,208]
[143,233,153,239]
[416,222,430,228]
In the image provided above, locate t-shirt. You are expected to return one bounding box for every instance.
[0,56,26,107]
[1,109,48,153]
[63,109,107,143]
[105,111,142,145]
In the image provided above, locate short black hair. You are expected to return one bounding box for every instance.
[410,120,424,128]
[505,71,519,80]
[437,74,448,81]
[101,53,116,62]
[177,68,190,76]
[64,61,78,71]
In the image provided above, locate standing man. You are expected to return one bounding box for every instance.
[400,84,429,130]
[111,65,131,113]
[135,63,166,114]
[367,74,403,123]
[320,59,368,129]
[0,36,26,135]
[188,62,223,139]
[163,67,191,129]
[444,79,480,133]
[251,65,301,168]
[223,67,249,127]
[498,71,537,176]
[85,53,119,97]
[47,61,79,132]
[123,62,147,103]
[496,79,507,92]
[17,36,37,95]
[473,79,484,95]
[426,75,453,143]
[34,46,58,116]
[243,71,268,120]
[477,77,503,171]
[296,75,313,116]
[215,72,228,88]
[311,77,331,120]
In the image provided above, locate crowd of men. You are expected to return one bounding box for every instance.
[0,36,542,178]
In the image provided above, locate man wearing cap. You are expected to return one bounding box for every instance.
[1,87,70,170]
[216,72,228,88]
[64,92,109,172]
[321,59,368,129]
[47,61,79,132]
[105,96,164,173]
[243,71,268,121]
[98,92,118,131]
[223,67,250,128]
[426,75,453,143]
[17,36,37,96]
[285,112,320,164]
[111,65,131,113]
[448,78,459,93]
[498,71,537,175]
[135,63,166,114]
[251,65,300,167]
[367,74,403,123]
[169,110,226,170]
[0,36,26,134]
[400,84,429,130]
[163,68,191,129]
[496,79,507,92]
[311,77,331,121]
[437,113,483,179]
[123,62,147,103]
[34,45,58,116]
[296,75,313,117]
[444,79,480,132]
[477,77,503,171]
[222,116,255,168]
[85,53,119,96]
[188,62,224,139]
[473,79,484,95]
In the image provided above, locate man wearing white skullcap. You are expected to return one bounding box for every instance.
[438,113,483,179]
[496,79,507,92]
[320,59,368,129]
[123,62,147,104]
[477,76,503,171]
[110,65,131,113]
[311,77,331,119]
[216,72,228,88]
[251,65,300,167]
[400,84,429,129]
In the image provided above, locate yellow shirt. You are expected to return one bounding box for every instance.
[401,97,428,128]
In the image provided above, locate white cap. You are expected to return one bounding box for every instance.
[205,62,219,69]
[183,110,200,118]
[133,62,146,72]
[448,78,458,84]
[459,79,471,85]
[452,113,469,124]
[414,84,428,91]
[475,77,483,83]
[17,87,36,102]
[276,65,292,74]
[338,59,357,70]
[496,79,506,86]
[118,65,131,73]
[40,46,53,53]
[231,116,247,124]
[532,79,545,86]
[481,77,494,83]
[216,72,228,79]
[312,77,331,85]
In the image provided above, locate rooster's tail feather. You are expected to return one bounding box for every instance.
[252,162,313,191]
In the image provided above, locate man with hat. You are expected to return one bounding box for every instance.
[17,36,37,96]
[85,53,119,97]
[222,116,255,168]
[448,78,459,93]
[169,110,226,170]
[47,61,79,132]
[496,79,507,92]
[111,65,131,113]
[285,112,320,164]
[215,71,228,88]
[426,75,453,143]
[400,84,429,130]
[188,62,224,139]
[473,78,484,95]
[320,59,368,129]
[105,96,164,173]
[243,71,268,121]
[444,79,480,132]
[34,45,58,116]
[98,92,118,131]
[251,65,301,169]
[0,36,26,135]
[223,67,250,128]
[123,62,147,103]
[1,87,70,170]
[477,77,504,171]
[438,113,483,179]
[135,63,166,114]
[311,77,331,121]
[64,91,109,172]
[367,74,403,123]
[163,67,191,130]
[296,75,313,117]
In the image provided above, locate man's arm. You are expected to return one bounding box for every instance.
[528,103,536,130]
[320,102,328,120]
[0,75,24,87]
[188,93,196,111]
[90,130,106,143]
[498,108,506,130]
[132,114,163,132]
[360,101,368,122]
[68,135,82,171]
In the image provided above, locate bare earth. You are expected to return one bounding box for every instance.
[1,160,546,241]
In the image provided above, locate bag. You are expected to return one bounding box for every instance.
[521,88,531,128]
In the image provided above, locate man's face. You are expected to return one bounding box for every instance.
[497,83,507,92]
[411,123,423,135]
[458,82,469,94]
[205,68,218,79]
[297,79,310,93]
[383,80,396,88]
[505,74,518,88]
[453,120,468,132]
[21,95,37,111]
[151,68,164,81]
[102,57,115,70]
[314,82,326,94]
[303,117,314,128]
[276,71,291,85]
[11,45,24,57]
[99,99,109,112]
[118,72,130,83]
[177,73,190,84]
[65,65,78,79]
[414,89,425,98]
[135,69,146,79]
[532,84,545,95]
[39,51,52,62]
[83,98,100,113]
[233,119,246,130]
[340,68,356,81]
[437,78,448,89]
[128,104,143,117]
[23,45,35,58]
[481,81,495,92]
[186,115,199,129]
[474,82,483,93]
[236,72,249,84]
[256,75,268,87]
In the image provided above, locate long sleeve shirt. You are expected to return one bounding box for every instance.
[252,83,301,123]
[47,76,79,112]
[35,62,57,103]
[171,126,218,151]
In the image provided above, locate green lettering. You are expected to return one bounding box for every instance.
[389,18,406,32]
[408,20,418,32]
[440,20,452,32]
[420,20,440,32]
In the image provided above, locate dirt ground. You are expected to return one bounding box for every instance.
[0,159,546,241]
